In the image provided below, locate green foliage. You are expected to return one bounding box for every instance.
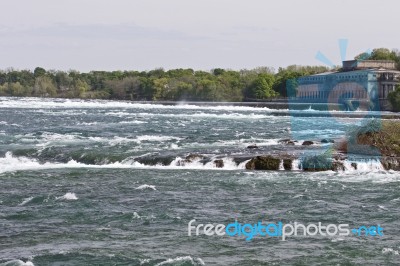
[0,62,351,102]
[33,67,46,78]
[245,73,277,99]
[388,85,400,112]
[354,120,400,157]
[33,76,57,97]
[355,48,400,70]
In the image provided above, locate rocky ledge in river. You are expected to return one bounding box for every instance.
[245,155,293,171]
[244,120,400,171]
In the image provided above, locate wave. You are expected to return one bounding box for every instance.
[56,192,78,201]
[0,152,248,174]
[135,184,156,190]
[118,120,147,124]
[292,129,344,135]
[109,111,277,120]
[0,152,395,176]
[342,159,385,172]
[18,197,34,206]
[0,97,285,112]
[0,260,34,266]
[11,133,182,148]
[155,256,205,266]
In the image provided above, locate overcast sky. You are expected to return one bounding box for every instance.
[0,0,399,72]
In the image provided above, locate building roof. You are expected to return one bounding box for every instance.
[303,68,400,78]
[343,59,397,71]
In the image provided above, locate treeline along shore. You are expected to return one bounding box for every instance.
[1,48,400,110]
[0,65,329,101]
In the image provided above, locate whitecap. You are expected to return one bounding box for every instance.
[132,212,141,219]
[118,120,146,124]
[0,260,35,266]
[18,197,34,206]
[155,256,205,266]
[56,192,78,201]
[135,185,156,191]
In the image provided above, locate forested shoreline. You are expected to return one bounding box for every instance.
[0,65,329,102]
[1,48,399,103]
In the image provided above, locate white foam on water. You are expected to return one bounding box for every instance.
[292,159,301,170]
[279,160,284,170]
[139,258,151,265]
[0,260,35,266]
[155,256,205,266]
[184,138,281,150]
[292,194,304,199]
[77,122,98,126]
[133,112,278,120]
[378,205,388,211]
[293,129,344,135]
[0,153,245,174]
[18,197,34,206]
[118,120,147,124]
[132,212,141,219]
[135,184,156,191]
[1,152,396,178]
[342,159,385,172]
[14,132,182,148]
[0,97,285,112]
[56,192,78,201]
[136,135,182,142]
[169,143,179,149]
[0,152,58,173]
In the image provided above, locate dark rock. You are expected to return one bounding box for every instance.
[351,163,358,170]
[332,161,345,171]
[245,156,281,170]
[380,157,400,171]
[279,139,297,145]
[214,159,224,168]
[283,159,293,170]
[247,144,258,149]
[302,141,314,146]
[233,156,254,165]
[321,139,335,144]
[135,155,175,166]
[185,154,205,162]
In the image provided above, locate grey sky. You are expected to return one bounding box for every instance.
[1,0,399,72]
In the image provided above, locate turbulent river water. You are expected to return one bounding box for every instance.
[0,97,399,265]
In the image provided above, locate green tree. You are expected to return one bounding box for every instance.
[9,82,29,96]
[152,78,169,100]
[55,71,74,93]
[33,76,57,97]
[355,48,400,69]
[0,83,6,96]
[33,67,46,78]
[72,79,90,98]
[245,73,277,99]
